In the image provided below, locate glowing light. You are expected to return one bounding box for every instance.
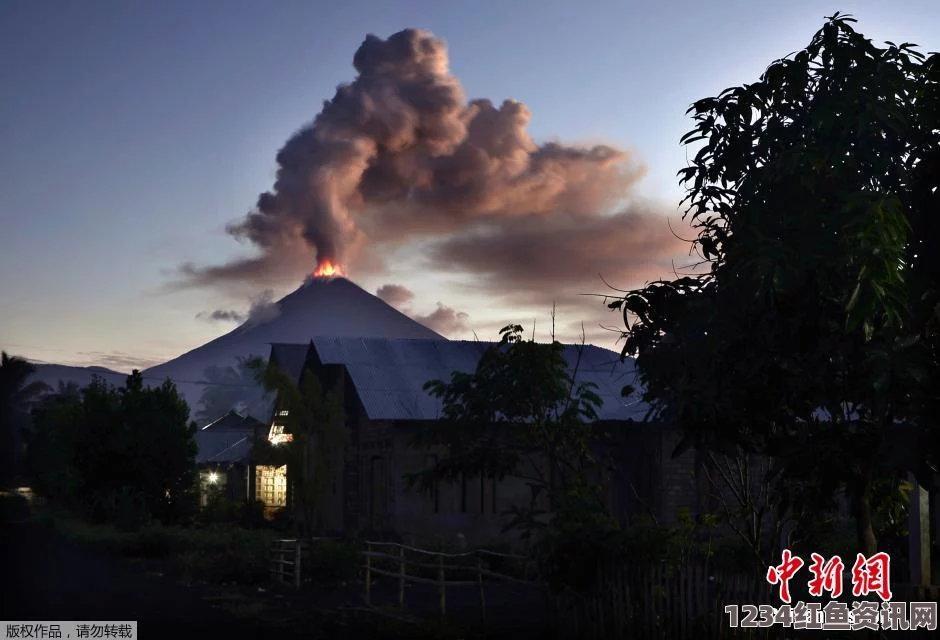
[269,424,294,445]
[207,472,219,484]
[312,260,344,278]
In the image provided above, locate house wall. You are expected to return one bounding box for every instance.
[327,417,707,546]
[655,426,703,525]
[198,463,251,505]
[286,354,706,541]
[388,428,537,548]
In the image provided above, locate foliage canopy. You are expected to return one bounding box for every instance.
[615,13,940,557]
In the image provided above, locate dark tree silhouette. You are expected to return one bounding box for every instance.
[615,14,940,558]
[29,371,199,527]
[407,324,608,541]
[0,352,50,487]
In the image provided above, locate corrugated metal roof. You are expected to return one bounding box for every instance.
[201,409,265,431]
[195,431,253,463]
[306,337,646,423]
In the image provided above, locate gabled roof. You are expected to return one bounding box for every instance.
[195,430,253,463]
[267,338,646,423]
[197,410,263,463]
[269,343,311,383]
[200,409,265,431]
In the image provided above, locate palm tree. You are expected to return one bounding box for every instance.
[0,352,51,487]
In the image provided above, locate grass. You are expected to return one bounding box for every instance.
[41,508,278,585]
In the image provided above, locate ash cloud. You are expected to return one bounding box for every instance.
[375,282,470,336]
[175,28,638,289]
[376,284,415,309]
[426,206,691,307]
[197,290,281,325]
[415,303,471,335]
[198,309,245,323]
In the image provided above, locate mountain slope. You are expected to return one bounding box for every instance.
[141,276,444,419]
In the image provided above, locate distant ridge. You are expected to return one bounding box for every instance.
[28,363,128,395]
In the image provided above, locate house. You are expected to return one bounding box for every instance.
[259,338,706,546]
[194,410,269,507]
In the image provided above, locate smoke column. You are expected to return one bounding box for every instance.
[219,28,634,277]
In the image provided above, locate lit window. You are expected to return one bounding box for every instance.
[268,424,293,445]
[279,410,289,416]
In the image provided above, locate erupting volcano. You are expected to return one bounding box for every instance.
[142,275,442,414]
[312,260,344,278]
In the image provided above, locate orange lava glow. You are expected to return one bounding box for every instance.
[312,260,345,278]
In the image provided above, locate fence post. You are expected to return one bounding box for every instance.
[398,545,406,608]
[477,554,486,630]
[269,541,275,585]
[294,540,302,589]
[437,553,446,615]
[365,542,372,606]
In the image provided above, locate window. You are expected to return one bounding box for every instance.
[256,465,288,507]
[269,424,293,445]
[278,410,289,417]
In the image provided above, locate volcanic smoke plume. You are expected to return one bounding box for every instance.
[179,28,648,287]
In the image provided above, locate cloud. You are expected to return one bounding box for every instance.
[376,283,415,309]
[196,290,281,326]
[197,309,246,323]
[74,351,165,372]
[414,303,471,335]
[375,282,471,336]
[426,205,692,308]
[242,290,281,325]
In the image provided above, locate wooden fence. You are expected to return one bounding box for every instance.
[362,540,541,628]
[270,540,940,637]
[551,564,940,640]
[269,538,302,588]
[268,537,338,589]
[550,563,777,640]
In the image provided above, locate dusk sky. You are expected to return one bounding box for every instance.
[2,0,938,372]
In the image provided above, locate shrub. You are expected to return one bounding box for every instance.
[306,538,362,585]
[176,526,276,585]
[237,499,268,529]
[127,524,179,558]
[99,487,152,532]
[49,511,277,585]
[268,506,294,533]
[198,489,239,525]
